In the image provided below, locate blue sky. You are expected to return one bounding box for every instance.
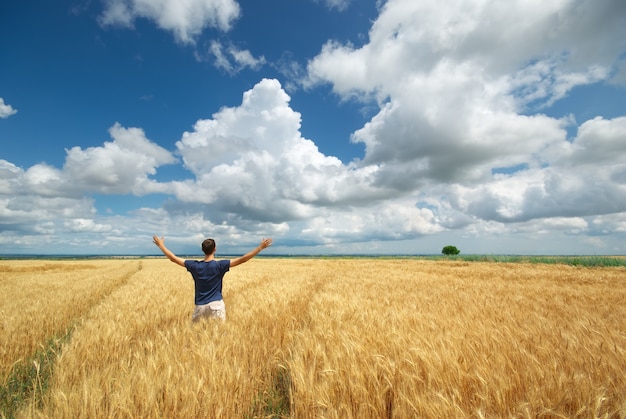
[1,0,625,256]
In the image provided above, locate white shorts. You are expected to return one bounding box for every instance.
[192,300,226,322]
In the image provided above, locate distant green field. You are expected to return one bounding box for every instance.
[2,254,626,268]
[434,254,626,267]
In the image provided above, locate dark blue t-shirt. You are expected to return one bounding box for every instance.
[184,259,231,305]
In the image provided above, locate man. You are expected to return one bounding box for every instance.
[153,235,273,322]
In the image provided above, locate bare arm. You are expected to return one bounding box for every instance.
[152,236,186,267]
[230,238,273,268]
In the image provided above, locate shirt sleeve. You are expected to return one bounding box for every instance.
[221,259,230,274]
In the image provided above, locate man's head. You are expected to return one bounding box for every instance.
[202,238,216,255]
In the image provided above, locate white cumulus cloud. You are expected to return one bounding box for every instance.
[0,98,17,118]
[174,79,391,222]
[63,123,177,195]
[300,0,626,229]
[99,0,241,43]
[205,40,266,74]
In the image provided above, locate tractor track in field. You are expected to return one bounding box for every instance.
[0,260,144,418]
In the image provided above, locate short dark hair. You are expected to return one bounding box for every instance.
[202,238,216,255]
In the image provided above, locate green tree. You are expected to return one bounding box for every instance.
[442,245,460,255]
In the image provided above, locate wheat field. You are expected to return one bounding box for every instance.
[1,258,625,418]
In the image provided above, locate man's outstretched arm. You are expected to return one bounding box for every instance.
[153,236,186,267]
[230,238,273,268]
